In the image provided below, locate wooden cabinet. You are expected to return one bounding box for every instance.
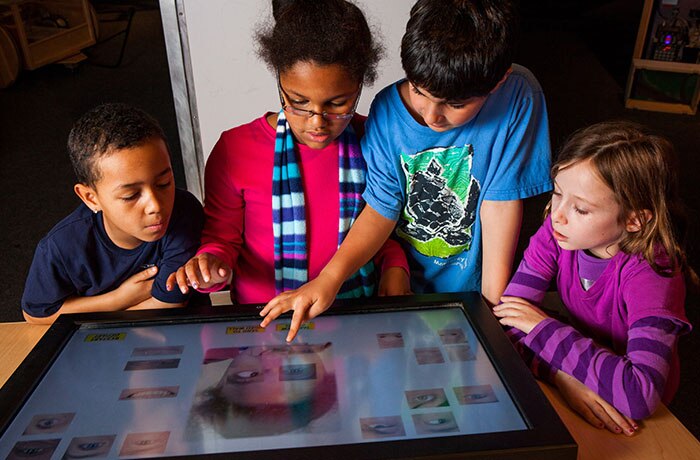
[0,0,96,87]
[625,0,700,114]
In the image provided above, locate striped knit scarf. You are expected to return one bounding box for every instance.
[272,110,375,298]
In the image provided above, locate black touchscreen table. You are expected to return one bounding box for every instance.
[0,293,576,459]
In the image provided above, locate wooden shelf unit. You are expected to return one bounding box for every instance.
[0,0,96,71]
[625,0,700,115]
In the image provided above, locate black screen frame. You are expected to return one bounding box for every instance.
[0,292,577,459]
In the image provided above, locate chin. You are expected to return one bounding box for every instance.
[555,240,573,251]
[140,232,166,243]
[306,139,333,150]
[427,125,452,133]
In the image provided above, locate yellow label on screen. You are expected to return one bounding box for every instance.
[276,322,315,332]
[226,326,265,334]
[84,332,126,342]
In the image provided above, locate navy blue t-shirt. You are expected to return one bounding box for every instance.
[22,188,204,317]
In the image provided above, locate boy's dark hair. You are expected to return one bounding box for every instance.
[401,0,519,100]
[255,0,383,85]
[68,103,166,187]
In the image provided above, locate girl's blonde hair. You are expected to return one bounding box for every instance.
[550,121,695,281]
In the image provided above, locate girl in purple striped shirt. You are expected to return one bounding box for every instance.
[493,121,695,436]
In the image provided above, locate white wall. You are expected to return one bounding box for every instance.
[162,0,412,196]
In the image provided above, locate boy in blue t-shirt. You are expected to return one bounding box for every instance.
[22,103,204,324]
[261,0,553,341]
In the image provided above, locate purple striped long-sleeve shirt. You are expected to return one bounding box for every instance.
[503,217,690,419]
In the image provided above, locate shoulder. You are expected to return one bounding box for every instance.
[617,251,680,279]
[616,251,687,319]
[42,205,94,244]
[504,64,544,95]
[485,64,545,118]
[32,205,95,267]
[616,252,685,297]
[216,114,274,147]
[368,80,404,114]
[376,80,402,97]
[209,115,274,166]
[365,80,409,137]
[478,64,547,132]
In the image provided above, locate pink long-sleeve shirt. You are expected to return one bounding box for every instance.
[198,113,408,304]
[504,217,691,419]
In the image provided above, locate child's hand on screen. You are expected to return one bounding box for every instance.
[492,296,549,334]
[166,253,230,294]
[259,272,342,342]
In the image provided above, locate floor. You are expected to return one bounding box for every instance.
[0,0,698,439]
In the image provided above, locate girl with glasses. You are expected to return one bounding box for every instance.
[167,0,410,307]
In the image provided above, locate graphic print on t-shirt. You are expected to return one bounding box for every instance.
[397,145,480,258]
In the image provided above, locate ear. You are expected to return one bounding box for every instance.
[625,209,653,233]
[489,67,513,94]
[74,183,100,213]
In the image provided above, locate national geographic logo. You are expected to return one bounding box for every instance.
[84,332,126,342]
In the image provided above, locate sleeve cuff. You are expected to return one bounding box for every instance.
[362,193,401,222]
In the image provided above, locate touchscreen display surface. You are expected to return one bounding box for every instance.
[0,305,528,458]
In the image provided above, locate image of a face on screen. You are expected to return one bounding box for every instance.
[0,306,527,458]
[186,343,340,440]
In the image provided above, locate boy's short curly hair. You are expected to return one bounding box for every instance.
[68,103,166,187]
[255,0,383,86]
[401,0,519,100]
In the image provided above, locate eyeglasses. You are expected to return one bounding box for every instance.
[277,79,362,121]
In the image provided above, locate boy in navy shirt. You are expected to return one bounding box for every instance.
[22,103,204,324]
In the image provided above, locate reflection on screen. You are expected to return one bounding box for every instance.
[0,307,526,458]
[187,343,340,440]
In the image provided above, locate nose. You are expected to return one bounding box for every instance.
[421,102,443,126]
[307,111,327,128]
[551,203,567,225]
[144,188,163,215]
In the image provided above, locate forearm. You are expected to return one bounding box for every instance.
[523,317,682,419]
[23,291,128,325]
[321,206,397,289]
[128,298,185,310]
[504,326,556,383]
[480,199,523,306]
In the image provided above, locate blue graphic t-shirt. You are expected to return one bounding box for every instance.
[362,64,552,293]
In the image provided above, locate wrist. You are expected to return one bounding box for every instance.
[317,268,345,293]
[553,370,570,387]
[102,288,126,312]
